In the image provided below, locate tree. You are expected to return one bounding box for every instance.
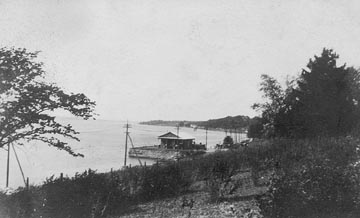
[252,74,287,137]
[253,48,360,138]
[247,117,264,138]
[0,48,96,156]
[223,136,234,145]
[289,48,360,137]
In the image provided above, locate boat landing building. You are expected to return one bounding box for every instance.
[158,132,195,149]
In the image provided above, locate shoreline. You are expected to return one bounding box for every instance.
[139,123,248,134]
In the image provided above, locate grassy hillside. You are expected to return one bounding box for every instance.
[1,136,360,218]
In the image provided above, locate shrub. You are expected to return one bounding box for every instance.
[258,137,360,218]
[139,162,191,201]
[36,170,131,218]
[2,188,37,218]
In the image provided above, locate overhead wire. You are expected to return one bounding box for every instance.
[127,134,142,166]
[11,143,27,186]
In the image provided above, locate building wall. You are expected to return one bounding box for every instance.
[160,138,194,149]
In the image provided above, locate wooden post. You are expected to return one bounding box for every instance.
[60,173,63,181]
[124,126,128,167]
[26,177,29,190]
[124,122,131,167]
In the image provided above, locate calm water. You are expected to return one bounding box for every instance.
[0,117,246,189]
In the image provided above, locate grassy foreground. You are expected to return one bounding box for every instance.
[1,136,360,218]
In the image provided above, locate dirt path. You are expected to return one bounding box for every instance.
[118,192,263,218]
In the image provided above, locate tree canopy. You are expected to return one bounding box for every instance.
[252,48,360,138]
[0,48,96,156]
[223,135,234,145]
[252,74,287,137]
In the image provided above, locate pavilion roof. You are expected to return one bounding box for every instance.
[158,131,195,140]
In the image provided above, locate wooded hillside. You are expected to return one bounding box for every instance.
[140,115,251,131]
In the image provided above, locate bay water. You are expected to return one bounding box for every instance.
[0,117,245,189]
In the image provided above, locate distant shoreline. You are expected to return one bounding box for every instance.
[139,122,247,134]
[139,115,251,133]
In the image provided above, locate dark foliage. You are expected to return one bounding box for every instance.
[139,163,190,201]
[195,115,251,130]
[280,49,360,137]
[247,117,264,138]
[254,48,360,138]
[257,137,360,218]
[223,135,234,145]
[38,170,132,218]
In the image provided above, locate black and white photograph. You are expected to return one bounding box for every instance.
[1,0,360,217]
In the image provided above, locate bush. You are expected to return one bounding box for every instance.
[37,169,132,218]
[2,188,37,218]
[258,137,360,218]
[139,162,191,201]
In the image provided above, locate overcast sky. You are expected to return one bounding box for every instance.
[0,0,360,121]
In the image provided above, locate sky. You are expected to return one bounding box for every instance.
[0,0,360,121]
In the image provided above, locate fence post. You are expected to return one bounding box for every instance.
[60,173,63,182]
[26,177,29,190]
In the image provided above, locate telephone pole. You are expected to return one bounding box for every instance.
[234,129,236,142]
[6,143,10,187]
[205,127,208,149]
[176,124,180,137]
[124,122,131,167]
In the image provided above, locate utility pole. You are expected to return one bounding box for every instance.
[234,128,238,144]
[6,143,10,188]
[205,127,208,149]
[124,122,131,167]
[176,124,180,137]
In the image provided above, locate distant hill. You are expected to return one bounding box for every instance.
[193,115,251,130]
[140,115,251,131]
[138,120,189,127]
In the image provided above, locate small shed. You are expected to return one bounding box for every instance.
[158,132,195,149]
